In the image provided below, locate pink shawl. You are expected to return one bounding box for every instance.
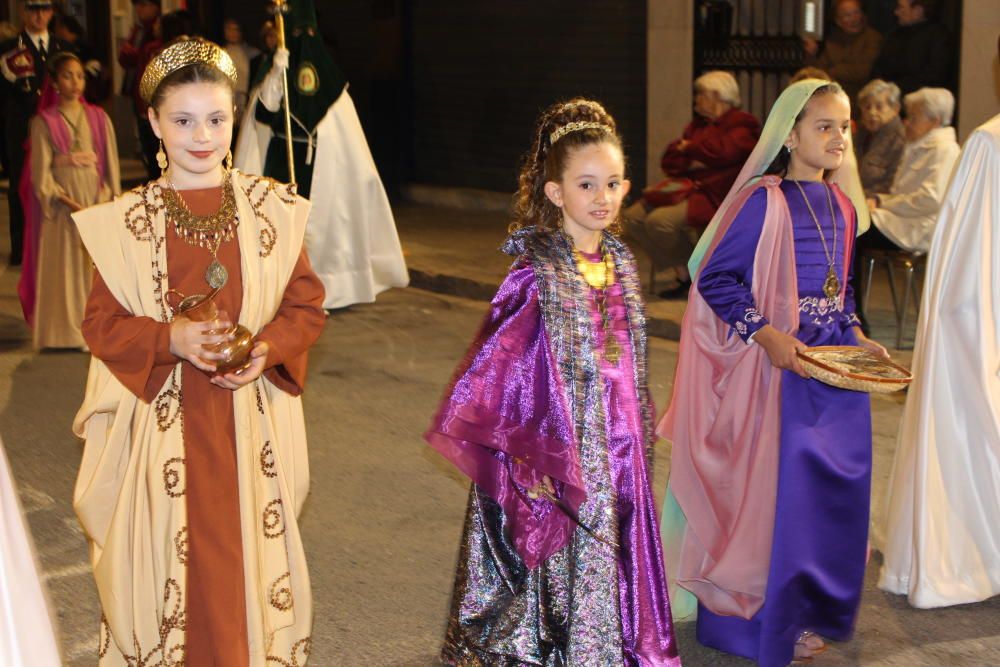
[657,175,855,618]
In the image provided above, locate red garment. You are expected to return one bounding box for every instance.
[657,108,762,227]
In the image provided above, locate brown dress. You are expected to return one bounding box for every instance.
[82,186,326,666]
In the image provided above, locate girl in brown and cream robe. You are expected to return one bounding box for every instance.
[72,37,325,666]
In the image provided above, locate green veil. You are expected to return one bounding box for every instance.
[687,78,870,277]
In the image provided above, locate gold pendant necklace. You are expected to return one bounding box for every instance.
[793,180,841,300]
[162,172,239,289]
[571,245,621,365]
[57,107,84,151]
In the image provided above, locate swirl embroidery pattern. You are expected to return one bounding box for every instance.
[268,572,294,611]
[162,457,186,498]
[266,637,311,667]
[799,295,842,326]
[263,499,285,538]
[239,175,296,258]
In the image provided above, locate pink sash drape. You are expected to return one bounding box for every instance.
[657,176,855,618]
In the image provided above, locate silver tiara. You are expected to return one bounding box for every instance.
[549,121,612,145]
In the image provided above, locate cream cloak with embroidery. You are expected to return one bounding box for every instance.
[72,170,313,666]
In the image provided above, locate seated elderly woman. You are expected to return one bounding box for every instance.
[865,87,960,254]
[623,70,761,298]
[856,79,906,196]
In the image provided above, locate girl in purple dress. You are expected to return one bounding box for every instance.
[659,80,888,666]
[425,99,681,665]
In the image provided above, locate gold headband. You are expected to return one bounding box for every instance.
[549,121,613,145]
[139,38,238,104]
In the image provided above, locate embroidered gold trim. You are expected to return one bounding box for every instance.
[99,614,111,658]
[240,175,296,258]
[174,527,189,565]
[104,578,185,666]
[255,380,265,414]
[261,441,277,478]
[263,499,285,538]
[154,366,183,434]
[162,457,186,498]
[268,572,294,611]
[266,637,311,667]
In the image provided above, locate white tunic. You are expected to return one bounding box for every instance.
[235,88,409,310]
[0,439,61,666]
[878,115,1000,608]
[871,126,960,253]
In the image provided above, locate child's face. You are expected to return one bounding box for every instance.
[786,92,851,175]
[546,141,631,239]
[55,59,85,102]
[149,82,234,182]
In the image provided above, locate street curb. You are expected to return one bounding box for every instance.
[408,267,683,341]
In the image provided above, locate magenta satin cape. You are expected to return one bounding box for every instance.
[657,176,855,618]
[17,88,108,327]
[425,268,586,569]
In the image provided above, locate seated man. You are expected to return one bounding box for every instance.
[865,87,960,253]
[623,70,761,298]
[856,79,906,196]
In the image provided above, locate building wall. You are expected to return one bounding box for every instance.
[407,1,647,192]
[957,3,1000,139]
[647,2,694,187]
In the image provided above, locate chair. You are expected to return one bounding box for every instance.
[859,247,926,349]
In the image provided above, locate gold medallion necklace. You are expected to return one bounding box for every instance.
[162,172,239,289]
[792,179,841,300]
[571,244,621,365]
[57,107,84,151]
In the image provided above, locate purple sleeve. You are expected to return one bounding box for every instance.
[424,265,586,569]
[697,188,770,342]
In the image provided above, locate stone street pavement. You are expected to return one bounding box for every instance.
[0,201,998,665]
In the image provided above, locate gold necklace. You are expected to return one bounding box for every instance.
[162,173,239,289]
[571,245,621,365]
[792,179,841,300]
[57,107,84,150]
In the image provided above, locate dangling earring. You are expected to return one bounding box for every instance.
[156,140,168,177]
[225,150,234,172]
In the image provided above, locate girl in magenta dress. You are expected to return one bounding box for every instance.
[425,98,681,665]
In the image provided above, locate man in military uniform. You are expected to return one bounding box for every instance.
[0,0,67,265]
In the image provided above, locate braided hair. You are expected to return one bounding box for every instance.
[511,98,624,234]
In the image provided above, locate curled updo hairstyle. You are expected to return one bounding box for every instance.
[511,98,624,233]
[765,82,847,177]
[148,38,236,112]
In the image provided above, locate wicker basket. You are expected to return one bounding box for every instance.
[797,346,912,394]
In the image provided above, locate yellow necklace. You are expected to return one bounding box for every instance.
[572,248,616,289]
[571,245,621,365]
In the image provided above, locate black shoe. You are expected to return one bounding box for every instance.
[658,279,692,300]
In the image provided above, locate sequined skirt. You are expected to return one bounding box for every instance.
[442,485,626,666]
